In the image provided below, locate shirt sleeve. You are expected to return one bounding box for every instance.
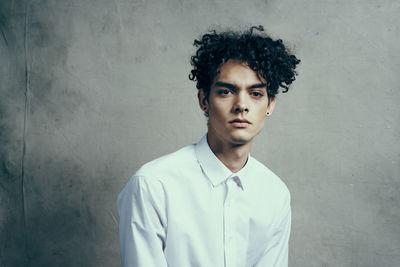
[117,175,168,267]
[254,191,291,267]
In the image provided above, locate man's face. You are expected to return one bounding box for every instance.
[198,59,275,146]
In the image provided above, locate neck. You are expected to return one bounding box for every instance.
[206,133,252,173]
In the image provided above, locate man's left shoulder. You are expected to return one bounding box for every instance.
[248,157,290,195]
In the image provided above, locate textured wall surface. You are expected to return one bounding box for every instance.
[1,0,399,266]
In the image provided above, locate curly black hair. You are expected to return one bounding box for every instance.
[189,25,300,99]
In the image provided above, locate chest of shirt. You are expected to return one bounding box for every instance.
[162,174,279,266]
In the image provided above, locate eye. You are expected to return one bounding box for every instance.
[218,89,232,96]
[251,91,264,97]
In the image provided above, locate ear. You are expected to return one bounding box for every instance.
[266,97,276,117]
[198,89,209,112]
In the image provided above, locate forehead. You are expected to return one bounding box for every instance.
[213,59,266,86]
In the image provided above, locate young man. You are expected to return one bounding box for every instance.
[118,26,300,267]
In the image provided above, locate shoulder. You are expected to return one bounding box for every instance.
[118,144,196,200]
[134,143,197,181]
[119,145,195,191]
[248,156,290,197]
[247,157,291,224]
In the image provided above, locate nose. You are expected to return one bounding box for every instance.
[232,92,249,114]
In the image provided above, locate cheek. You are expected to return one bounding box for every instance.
[256,106,268,118]
[210,110,224,124]
[259,119,266,128]
[210,101,228,118]
[253,109,268,126]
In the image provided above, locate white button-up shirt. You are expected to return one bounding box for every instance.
[117,135,291,267]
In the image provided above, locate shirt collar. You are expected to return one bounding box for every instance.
[195,134,250,190]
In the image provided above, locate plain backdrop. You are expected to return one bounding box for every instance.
[1,0,399,266]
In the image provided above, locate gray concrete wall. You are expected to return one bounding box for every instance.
[1,0,399,266]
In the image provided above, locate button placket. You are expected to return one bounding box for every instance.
[224,177,240,267]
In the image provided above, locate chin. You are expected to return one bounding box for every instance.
[229,128,262,145]
[229,134,253,145]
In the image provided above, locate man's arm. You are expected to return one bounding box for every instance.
[117,176,168,267]
[255,191,291,267]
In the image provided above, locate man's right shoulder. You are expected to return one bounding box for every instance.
[134,143,197,181]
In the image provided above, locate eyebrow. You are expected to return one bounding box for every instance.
[214,81,237,91]
[214,81,267,90]
[249,83,267,89]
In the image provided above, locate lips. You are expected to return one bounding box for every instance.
[229,118,251,128]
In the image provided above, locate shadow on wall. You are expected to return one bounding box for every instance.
[23,159,98,266]
[0,2,28,266]
[0,3,102,266]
